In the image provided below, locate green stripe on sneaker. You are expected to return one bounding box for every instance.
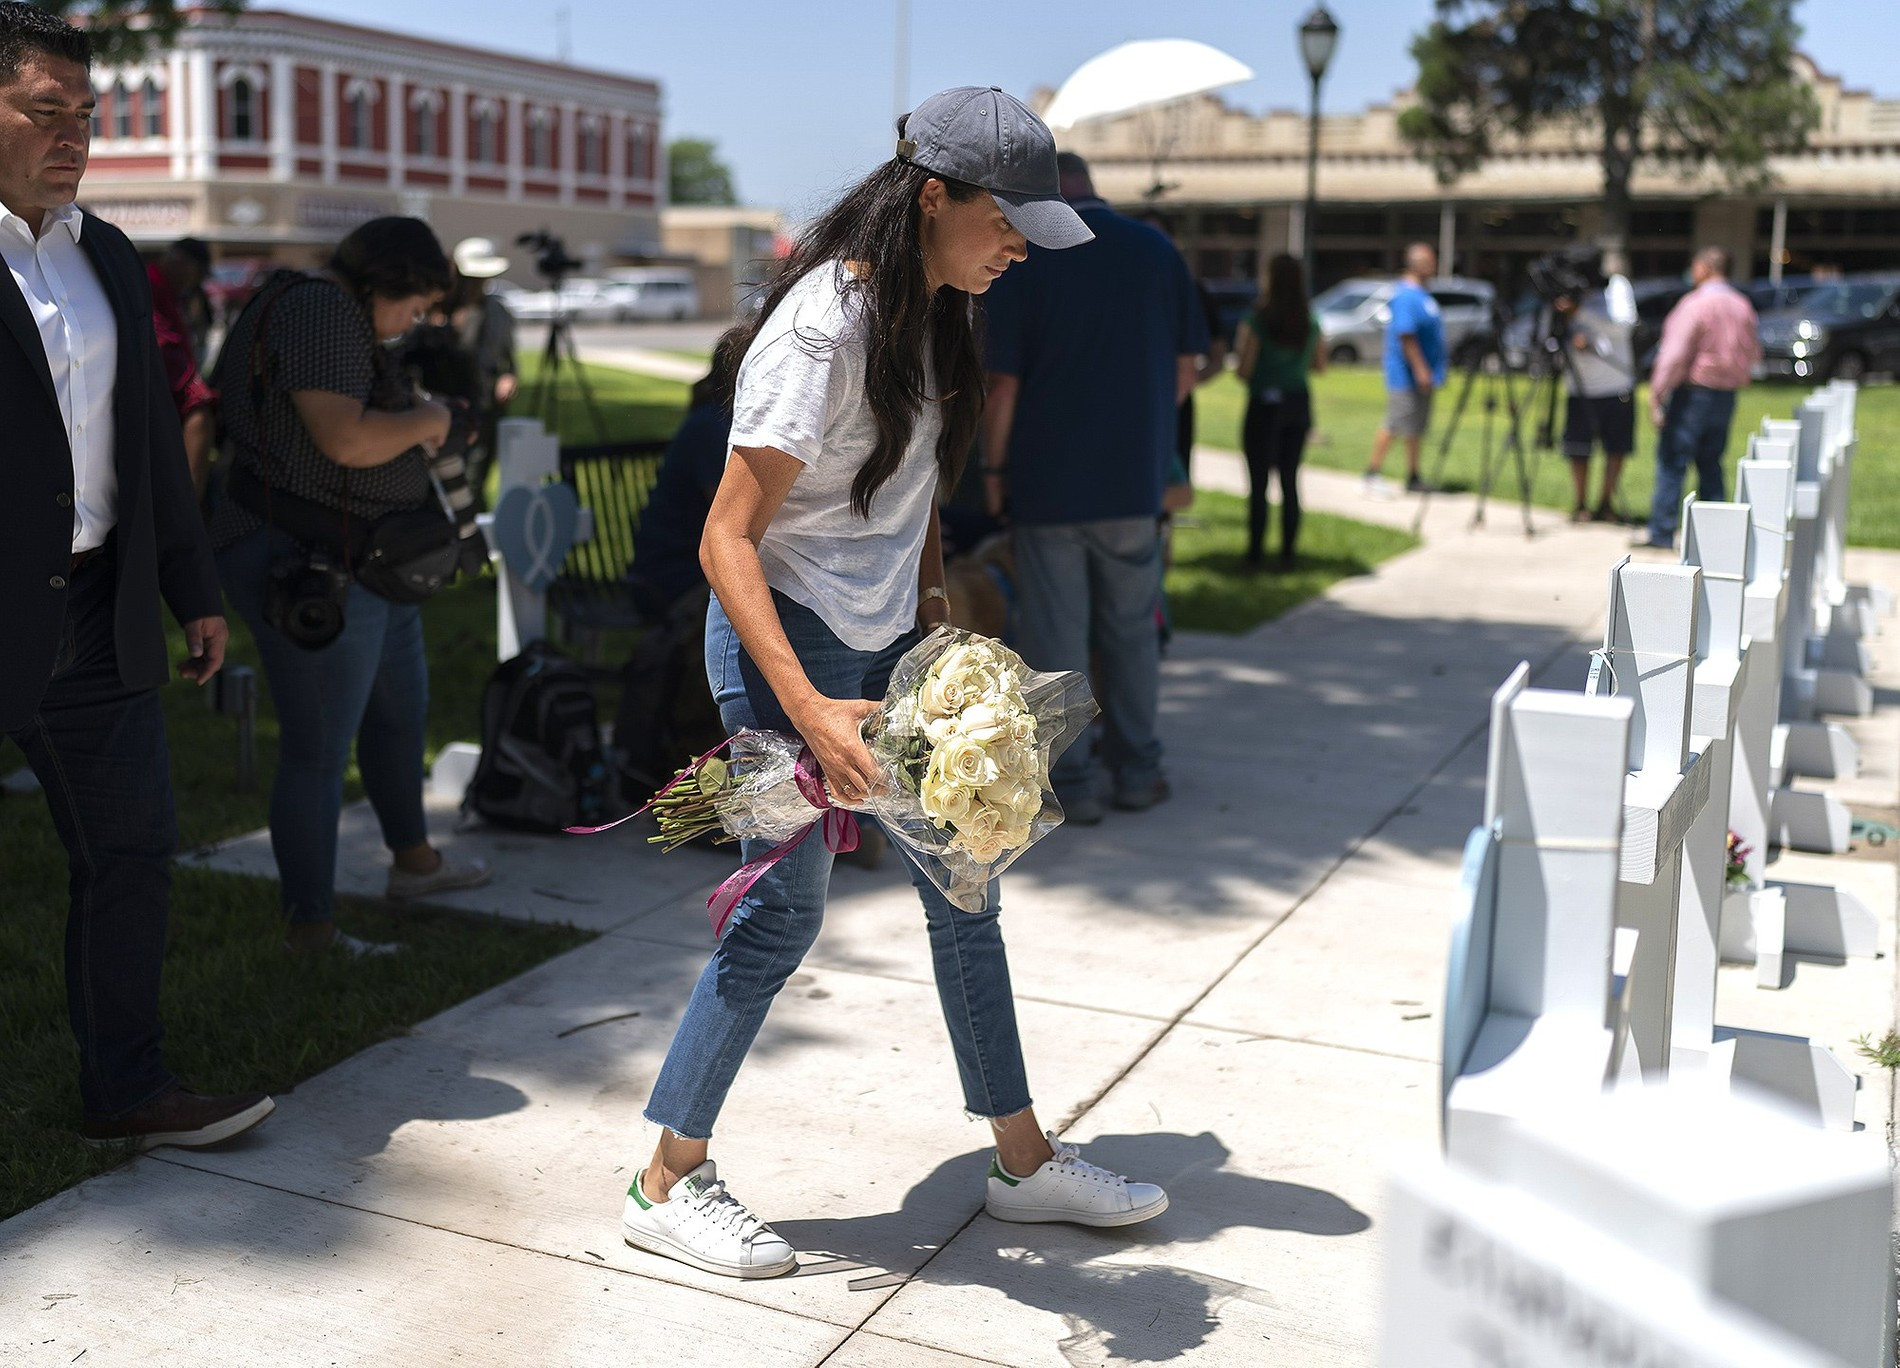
[989,1157,1021,1187]
[629,1172,653,1209]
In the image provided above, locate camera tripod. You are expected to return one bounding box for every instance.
[1410,305,1598,540]
[528,298,607,443]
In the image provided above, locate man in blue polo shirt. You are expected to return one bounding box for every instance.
[981,152,1209,824]
[1364,243,1447,497]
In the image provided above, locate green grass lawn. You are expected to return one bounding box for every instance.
[1194,368,1900,548]
[1168,490,1417,633]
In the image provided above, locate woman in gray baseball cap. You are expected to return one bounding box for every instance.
[619,88,1167,1281]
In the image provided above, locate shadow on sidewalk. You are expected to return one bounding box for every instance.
[776,1130,1369,1365]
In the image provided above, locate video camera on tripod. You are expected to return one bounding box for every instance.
[517,229,585,285]
[515,228,605,439]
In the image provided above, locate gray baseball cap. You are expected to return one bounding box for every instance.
[896,86,1093,251]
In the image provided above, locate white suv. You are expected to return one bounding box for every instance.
[1314,276,1497,366]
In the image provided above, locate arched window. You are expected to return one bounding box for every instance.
[579,118,601,175]
[473,106,497,163]
[141,76,161,137]
[627,125,648,181]
[111,79,131,139]
[411,91,440,158]
[528,108,551,169]
[228,77,255,141]
[347,88,373,150]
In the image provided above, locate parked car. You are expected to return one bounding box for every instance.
[1315,276,1497,367]
[602,268,700,321]
[1755,274,1900,383]
[1743,275,1822,316]
[498,278,620,323]
[203,257,271,323]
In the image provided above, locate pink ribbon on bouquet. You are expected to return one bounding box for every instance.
[564,737,859,939]
[703,746,857,939]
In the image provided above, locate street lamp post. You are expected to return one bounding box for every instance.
[1299,4,1339,293]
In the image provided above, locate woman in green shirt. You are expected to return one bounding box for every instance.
[1233,253,1325,568]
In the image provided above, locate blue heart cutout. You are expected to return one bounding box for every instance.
[492,481,580,594]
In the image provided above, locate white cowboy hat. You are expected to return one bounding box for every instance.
[453,236,510,279]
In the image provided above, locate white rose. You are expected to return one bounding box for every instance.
[920,749,974,825]
[1008,711,1037,744]
[997,811,1034,851]
[956,702,1010,745]
[939,734,1000,789]
[961,830,1007,864]
[933,643,977,681]
[924,715,957,746]
[955,802,1003,845]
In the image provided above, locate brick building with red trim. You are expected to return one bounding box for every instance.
[82,7,664,279]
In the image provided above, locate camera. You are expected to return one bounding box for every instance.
[1527,245,1601,307]
[264,550,352,650]
[516,229,584,283]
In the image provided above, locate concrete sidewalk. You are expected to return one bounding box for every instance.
[4,473,1893,1366]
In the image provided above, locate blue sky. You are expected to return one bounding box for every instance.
[281,0,1890,214]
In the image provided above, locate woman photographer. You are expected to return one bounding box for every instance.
[208,217,491,956]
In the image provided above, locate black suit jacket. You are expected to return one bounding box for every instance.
[0,211,222,734]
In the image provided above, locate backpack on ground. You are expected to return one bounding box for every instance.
[464,641,612,832]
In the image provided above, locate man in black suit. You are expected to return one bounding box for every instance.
[0,3,272,1147]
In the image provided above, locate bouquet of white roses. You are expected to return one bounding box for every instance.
[575,628,1096,929]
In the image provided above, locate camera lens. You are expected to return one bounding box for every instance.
[287,595,345,649]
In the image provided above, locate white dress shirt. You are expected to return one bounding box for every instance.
[1,202,118,553]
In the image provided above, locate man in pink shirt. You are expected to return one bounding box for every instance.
[1637,246,1760,549]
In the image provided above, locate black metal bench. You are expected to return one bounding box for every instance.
[547,439,668,660]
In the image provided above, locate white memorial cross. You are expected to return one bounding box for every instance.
[1387,1087,1894,1367]
[1441,665,1634,1169]
[1590,560,1708,1080]
[1796,390,1873,719]
[1670,502,1858,1127]
[486,416,595,661]
[1718,450,1879,1009]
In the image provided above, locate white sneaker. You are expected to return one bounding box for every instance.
[984,1132,1169,1228]
[621,1162,797,1279]
[1362,472,1397,501]
[385,853,492,901]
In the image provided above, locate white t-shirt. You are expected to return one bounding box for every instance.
[729,263,943,651]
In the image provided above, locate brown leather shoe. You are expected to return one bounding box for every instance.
[81,1086,275,1151]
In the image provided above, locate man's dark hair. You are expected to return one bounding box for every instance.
[1054,151,1090,179]
[1696,245,1732,278]
[329,216,452,302]
[168,236,212,272]
[0,2,92,81]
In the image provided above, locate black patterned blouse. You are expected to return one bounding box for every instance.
[208,272,432,551]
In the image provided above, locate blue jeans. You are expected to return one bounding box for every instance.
[216,526,430,925]
[7,540,179,1118]
[1012,518,1164,798]
[1647,385,1738,542]
[643,591,1032,1140]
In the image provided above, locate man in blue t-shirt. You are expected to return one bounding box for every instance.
[1364,243,1447,497]
[981,152,1210,823]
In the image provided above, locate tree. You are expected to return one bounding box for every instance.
[667,137,737,207]
[1399,0,1817,272]
[32,0,243,66]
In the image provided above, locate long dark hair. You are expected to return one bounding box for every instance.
[1255,253,1311,350]
[721,159,986,518]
